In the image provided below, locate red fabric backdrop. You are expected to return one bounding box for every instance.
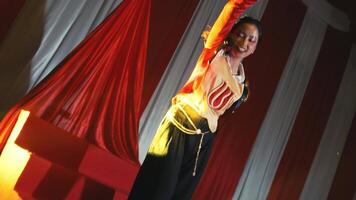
[142,0,200,113]
[0,0,151,164]
[0,0,202,179]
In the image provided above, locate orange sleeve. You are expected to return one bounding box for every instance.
[204,0,257,50]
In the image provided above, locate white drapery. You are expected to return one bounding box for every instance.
[0,0,122,113]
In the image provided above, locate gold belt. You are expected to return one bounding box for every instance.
[167,103,209,176]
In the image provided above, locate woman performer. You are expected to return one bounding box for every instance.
[129,0,261,199]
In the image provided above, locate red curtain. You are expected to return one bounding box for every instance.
[0,0,26,43]
[141,0,200,113]
[0,0,151,164]
[0,0,203,170]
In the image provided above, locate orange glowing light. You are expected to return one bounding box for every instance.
[0,110,31,200]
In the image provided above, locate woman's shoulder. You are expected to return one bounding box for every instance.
[210,49,226,63]
[210,50,228,71]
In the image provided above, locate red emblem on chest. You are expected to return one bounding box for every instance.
[207,81,234,110]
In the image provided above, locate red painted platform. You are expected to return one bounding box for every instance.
[14,113,139,199]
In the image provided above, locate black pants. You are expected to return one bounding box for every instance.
[129,104,215,200]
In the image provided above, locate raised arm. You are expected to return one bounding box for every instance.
[205,0,257,50]
[177,0,256,96]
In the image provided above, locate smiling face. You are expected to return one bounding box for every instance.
[228,23,259,60]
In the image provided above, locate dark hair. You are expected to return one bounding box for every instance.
[221,16,262,56]
[231,16,262,44]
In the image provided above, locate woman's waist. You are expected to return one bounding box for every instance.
[168,102,211,134]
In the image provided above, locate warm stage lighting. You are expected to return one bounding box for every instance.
[148,120,171,157]
[0,110,31,200]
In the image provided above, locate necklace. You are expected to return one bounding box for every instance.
[226,55,245,83]
[226,55,239,76]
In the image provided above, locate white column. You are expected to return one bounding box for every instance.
[300,45,356,200]
[233,9,327,200]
